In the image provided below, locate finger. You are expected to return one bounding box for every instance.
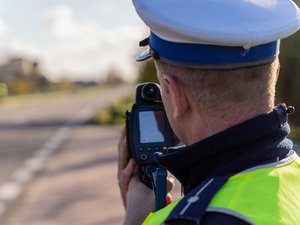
[133,162,139,175]
[118,128,126,152]
[166,193,173,205]
[118,128,129,173]
[118,159,136,208]
[119,159,136,188]
[166,176,175,193]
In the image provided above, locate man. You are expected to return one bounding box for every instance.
[118,0,300,224]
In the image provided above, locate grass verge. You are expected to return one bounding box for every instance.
[88,96,134,126]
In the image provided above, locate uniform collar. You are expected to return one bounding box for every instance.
[156,104,294,194]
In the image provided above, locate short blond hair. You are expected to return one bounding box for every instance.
[155,60,278,119]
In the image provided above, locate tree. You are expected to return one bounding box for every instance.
[277,32,300,125]
[138,60,158,83]
[0,83,8,102]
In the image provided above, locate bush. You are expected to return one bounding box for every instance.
[138,60,158,84]
[0,83,8,98]
[277,33,300,126]
[88,96,134,126]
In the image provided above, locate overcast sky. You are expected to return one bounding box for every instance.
[0,0,147,82]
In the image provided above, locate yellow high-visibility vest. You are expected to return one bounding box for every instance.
[143,153,300,225]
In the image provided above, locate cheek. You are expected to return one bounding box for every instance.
[161,91,185,144]
[162,95,178,138]
[161,87,171,118]
[161,91,174,127]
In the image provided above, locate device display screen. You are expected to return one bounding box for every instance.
[139,111,165,143]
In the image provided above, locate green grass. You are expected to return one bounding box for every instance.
[88,96,134,126]
[0,91,70,108]
[0,86,106,107]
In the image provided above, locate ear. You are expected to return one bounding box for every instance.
[163,75,190,120]
[276,63,280,78]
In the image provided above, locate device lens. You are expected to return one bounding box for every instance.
[142,83,160,101]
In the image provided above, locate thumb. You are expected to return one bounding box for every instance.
[166,193,173,205]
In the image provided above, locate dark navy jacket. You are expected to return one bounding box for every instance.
[156,104,295,225]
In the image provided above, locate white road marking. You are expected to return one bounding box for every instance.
[25,157,45,172]
[12,168,33,183]
[0,126,71,208]
[33,147,53,157]
[0,182,22,201]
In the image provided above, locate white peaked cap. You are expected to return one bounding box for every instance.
[133,0,300,68]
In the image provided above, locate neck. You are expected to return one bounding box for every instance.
[157,104,291,194]
[182,104,274,145]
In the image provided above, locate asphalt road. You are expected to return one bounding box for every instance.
[0,125,126,225]
[0,86,134,223]
[0,86,131,182]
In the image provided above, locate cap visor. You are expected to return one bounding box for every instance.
[136,49,151,62]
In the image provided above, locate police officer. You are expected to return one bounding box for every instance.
[118,0,300,224]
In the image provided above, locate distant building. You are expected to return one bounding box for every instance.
[0,57,47,84]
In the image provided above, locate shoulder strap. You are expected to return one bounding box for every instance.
[164,176,229,225]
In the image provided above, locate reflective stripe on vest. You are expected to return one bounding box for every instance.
[143,153,300,225]
[209,153,300,225]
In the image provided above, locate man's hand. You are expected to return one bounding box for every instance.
[118,128,156,225]
[117,128,175,225]
[117,128,133,208]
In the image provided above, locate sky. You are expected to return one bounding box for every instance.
[0,0,147,82]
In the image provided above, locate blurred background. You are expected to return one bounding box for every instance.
[0,0,299,225]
